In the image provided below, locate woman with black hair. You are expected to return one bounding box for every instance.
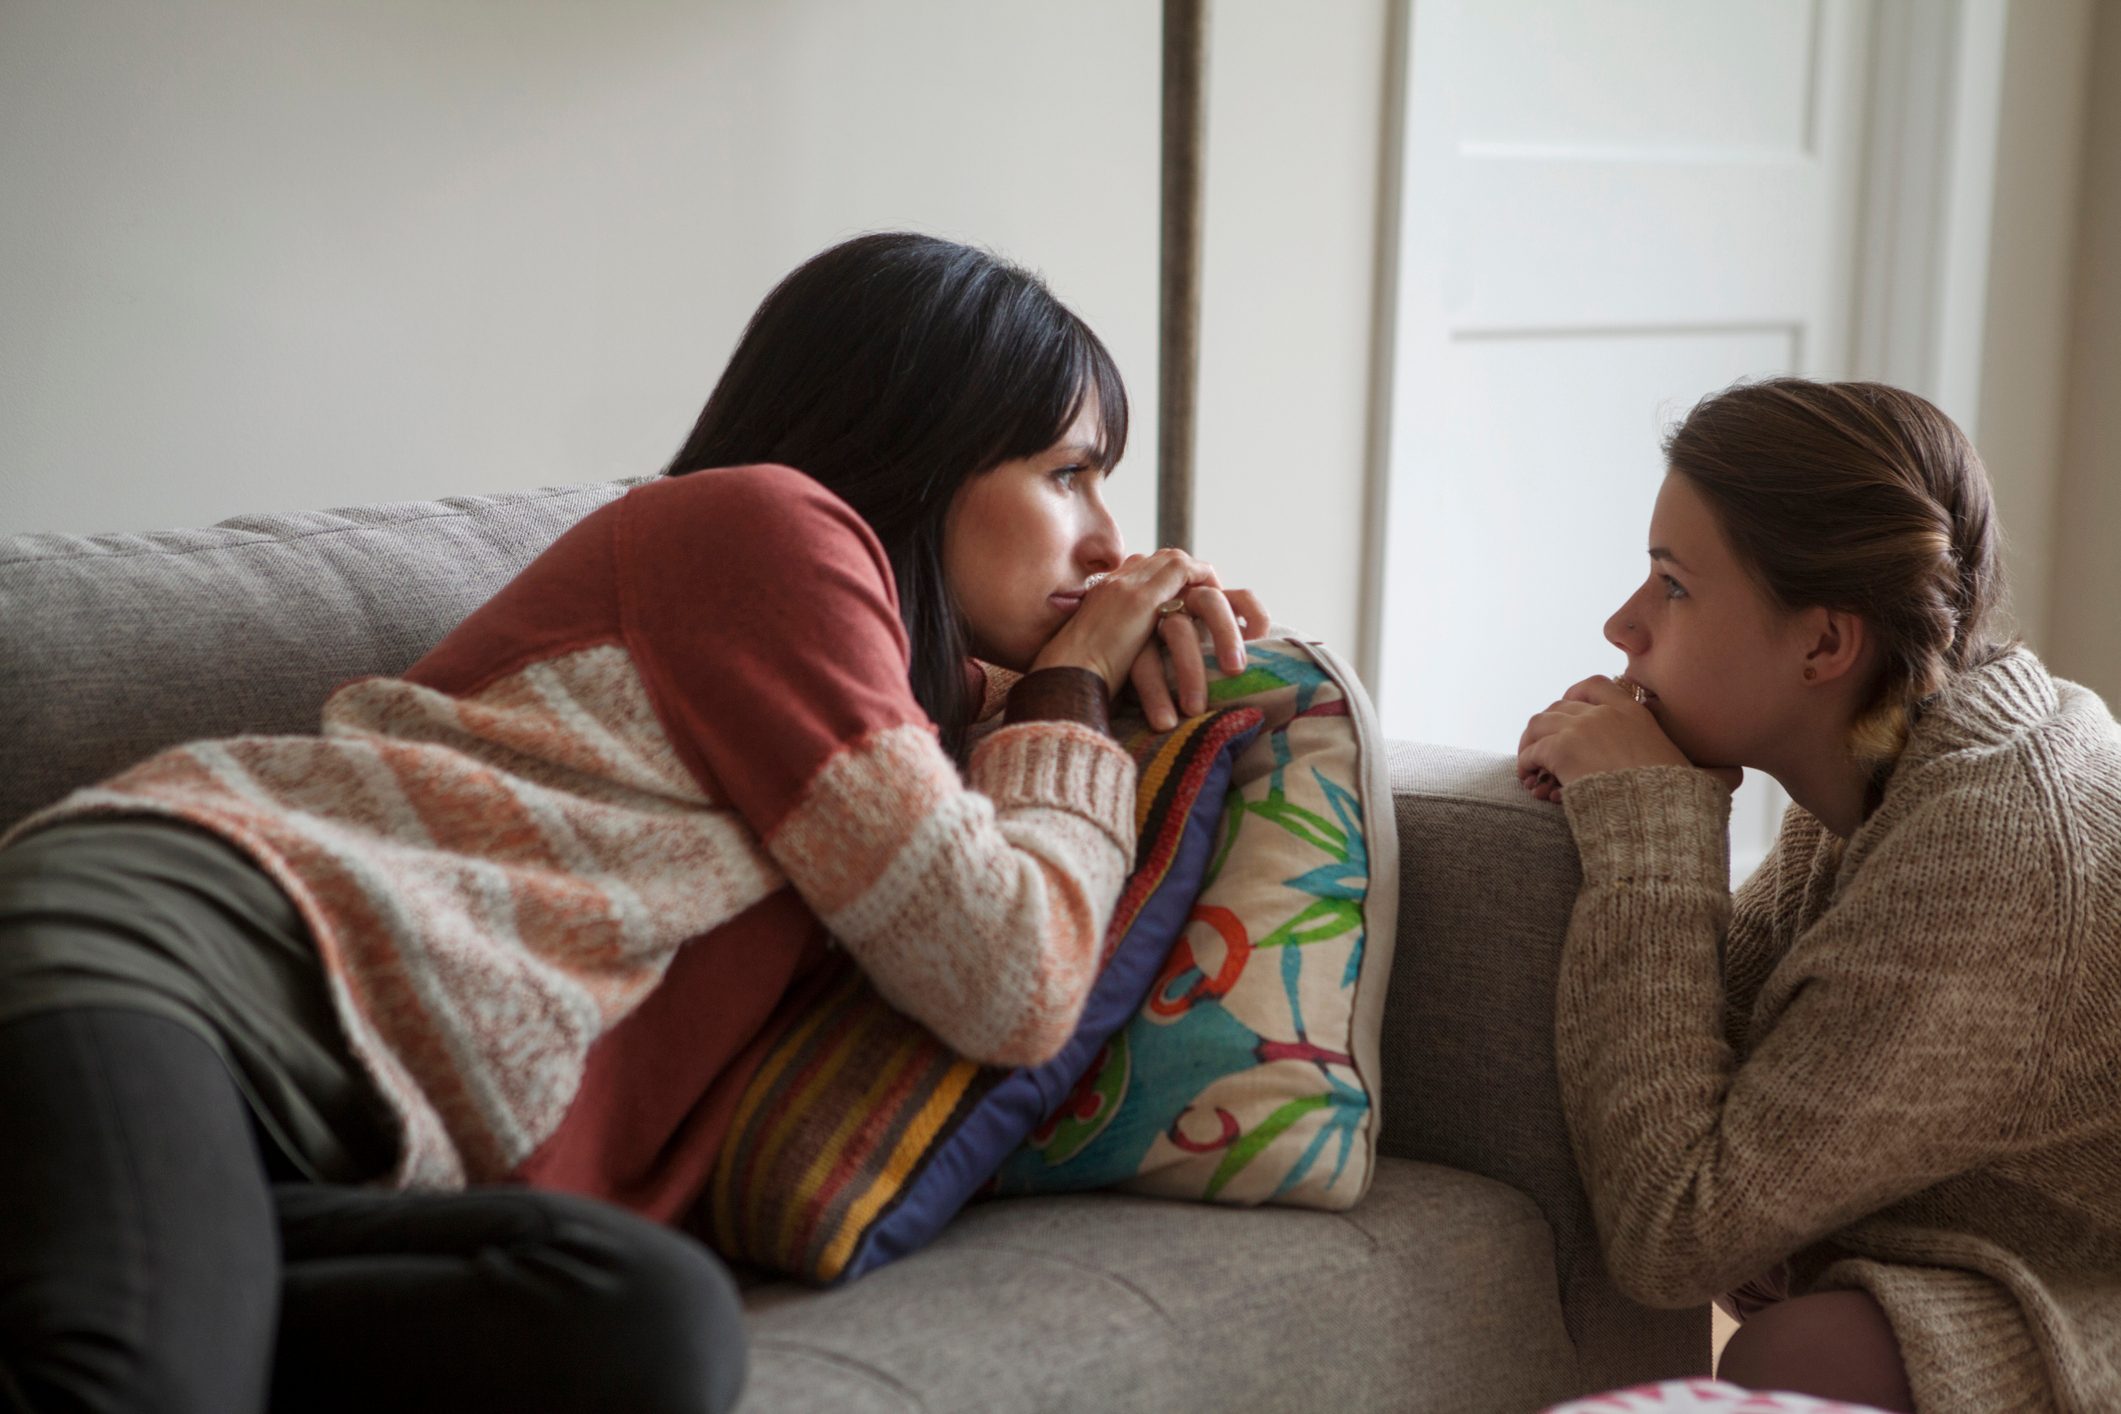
[0,232,1263,1414]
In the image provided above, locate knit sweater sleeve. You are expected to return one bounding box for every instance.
[1720,803,1820,1055]
[616,467,1137,1067]
[1556,764,2052,1308]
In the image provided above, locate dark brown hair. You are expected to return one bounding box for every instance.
[664,233,1127,756]
[1664,377,2014,766]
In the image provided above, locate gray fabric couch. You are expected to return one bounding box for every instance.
[0,480,1707,1411]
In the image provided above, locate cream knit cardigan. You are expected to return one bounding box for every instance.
[1557,648,2120,1412]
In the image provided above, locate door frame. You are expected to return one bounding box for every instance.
[1355,0,2012,692]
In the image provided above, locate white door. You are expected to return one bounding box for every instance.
[1374,0,1876,878]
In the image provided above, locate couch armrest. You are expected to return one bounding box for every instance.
[1375,742,1707,1393]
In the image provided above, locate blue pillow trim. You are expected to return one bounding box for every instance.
[835,715,1259,1283]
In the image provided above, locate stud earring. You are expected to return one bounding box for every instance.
[1803,666,1817,681]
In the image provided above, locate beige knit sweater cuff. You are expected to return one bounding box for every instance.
[969,719,1139,857]
[1561,765,1732,888]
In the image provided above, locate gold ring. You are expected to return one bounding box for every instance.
[1156,598,1189,618]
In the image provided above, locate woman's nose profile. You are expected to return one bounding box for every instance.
[1604,598,1639,653]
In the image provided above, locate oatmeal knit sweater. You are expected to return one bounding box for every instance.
[2,465,1136,1203]
[1557,648,2121,1412]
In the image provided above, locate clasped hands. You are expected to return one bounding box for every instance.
[1517,675,1743,803]
[1029,547,1269,733]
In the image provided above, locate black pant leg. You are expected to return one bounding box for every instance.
[0,1009,281,1414]
[270,1186,747,1414]
[0,1008,746,1414]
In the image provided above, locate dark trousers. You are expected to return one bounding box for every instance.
[0,1008,747,1414]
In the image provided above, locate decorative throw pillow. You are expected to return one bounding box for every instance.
[701,705,1263,1285]
[991,637,1398,1209]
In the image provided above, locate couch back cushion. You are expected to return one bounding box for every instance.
[0,481,635,833]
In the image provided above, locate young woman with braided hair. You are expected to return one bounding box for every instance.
[1518,378,2121,1411]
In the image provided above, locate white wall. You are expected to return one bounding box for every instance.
[6,0,2106,697]
[1195,0,1391,656]
[1973,0,2096,654]
[0,1,1167,537]
[0,0,1393,662]
[2050,0,2121,707]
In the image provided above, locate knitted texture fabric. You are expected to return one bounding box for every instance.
[1556,648,2121,1412]
[0,466,1136,1200]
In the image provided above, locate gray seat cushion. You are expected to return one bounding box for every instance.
[737,1157,1578,1413]
[0,481,636,832]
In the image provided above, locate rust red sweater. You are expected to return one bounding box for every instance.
[8,466,1137,1219]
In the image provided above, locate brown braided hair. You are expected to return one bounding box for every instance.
[1664,378,2016,768]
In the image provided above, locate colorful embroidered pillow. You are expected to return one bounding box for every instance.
[992,637,1398,1209]
[701,705,1262,1285]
